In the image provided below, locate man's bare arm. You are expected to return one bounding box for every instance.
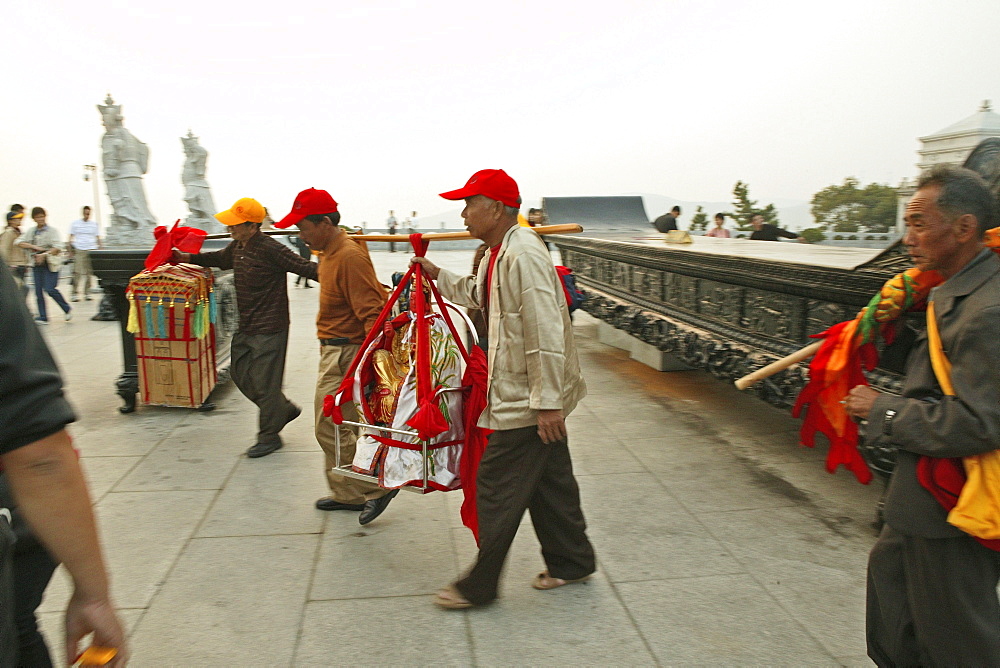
[2,430,129,666]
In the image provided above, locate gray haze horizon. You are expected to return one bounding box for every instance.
[4,0,998,238]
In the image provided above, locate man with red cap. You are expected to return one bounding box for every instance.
[275,189,398,525]
[174,197,317,458]
[411,169,594,608]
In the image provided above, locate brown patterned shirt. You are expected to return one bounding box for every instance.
[190,232,318,335]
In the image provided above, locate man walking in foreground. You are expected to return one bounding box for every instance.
[176,197,317,458]
[276,188,398,525]
[412,169,594,608]
[845,165,1000,665]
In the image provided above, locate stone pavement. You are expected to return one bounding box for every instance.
[32,248,881,666]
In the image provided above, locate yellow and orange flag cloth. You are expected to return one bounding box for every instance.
[791,267,943,484]
[793,229,1000,539]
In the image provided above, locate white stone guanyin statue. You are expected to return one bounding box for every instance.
[98,94,157,245]
[180,130,219,230]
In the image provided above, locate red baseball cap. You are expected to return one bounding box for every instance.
[275,188,339,229]
[439,169,521,209]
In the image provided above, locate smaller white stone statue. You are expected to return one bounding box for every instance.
[181,130,219,230]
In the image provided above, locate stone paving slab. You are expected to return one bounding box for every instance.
[27,249,879,666]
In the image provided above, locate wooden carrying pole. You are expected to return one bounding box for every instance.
[202,223,583,241]
[733,340,822,391]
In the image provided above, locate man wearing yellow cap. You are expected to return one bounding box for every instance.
[174,197,318,458]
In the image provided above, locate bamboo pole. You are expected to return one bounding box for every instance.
[733,340,822,390]
[202,223,583,241]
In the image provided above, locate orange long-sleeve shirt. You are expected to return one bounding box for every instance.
[315,229,386,342]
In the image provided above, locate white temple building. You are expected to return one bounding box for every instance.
[896,101,1000,232]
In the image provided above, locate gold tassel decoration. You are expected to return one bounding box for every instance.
[126,294,140,334]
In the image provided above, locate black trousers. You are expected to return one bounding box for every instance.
[12,543,57,668]
[0,472,58,668]
[455,425,595,605]
[867,524,1000,667]
[1,513,16,668]
[230,330,295,446]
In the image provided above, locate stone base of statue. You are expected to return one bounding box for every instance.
[104,220,156,247]
[91,292,118,321]
[184,215,223,232]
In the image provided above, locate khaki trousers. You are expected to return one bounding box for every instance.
[314,343,388,505]
[72,248,93,297]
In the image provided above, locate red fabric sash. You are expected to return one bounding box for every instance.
[916,457,1000,551]
[144,221,208,271]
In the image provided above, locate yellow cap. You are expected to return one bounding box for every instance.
[215,198,265,226]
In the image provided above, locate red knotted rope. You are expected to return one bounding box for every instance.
[405,234,450,440]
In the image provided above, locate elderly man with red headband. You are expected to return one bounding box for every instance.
[411,169,595,608]
[175,197,318,458]
[275,189,398,526]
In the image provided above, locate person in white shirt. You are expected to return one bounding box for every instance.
[67,206,102,302]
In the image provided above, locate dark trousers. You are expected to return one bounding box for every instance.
[32,266,70,321]
[455,426,595,605]
[10,266,28,302]
[1,515,16,668]
[12,544,57,668]
[867,524,1000,667]
[230,329,295,446]
[0,473,58,668]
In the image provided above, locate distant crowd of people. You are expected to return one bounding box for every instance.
[653,206,807,242]
[0,203,103,324]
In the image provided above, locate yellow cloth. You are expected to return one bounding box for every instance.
[927,300,1000,538]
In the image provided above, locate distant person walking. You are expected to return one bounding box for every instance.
[704,213,731,238]
[387,210,398,252]
[292,235,314,288]
[17,207,71,324]
[653,206,681,232]
[749,214,806,242]
[68,206,102,302]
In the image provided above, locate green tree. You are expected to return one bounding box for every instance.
[810,178,897,233]
[689,205,708,232]
[729,181,780,231]
[799,227,827,243]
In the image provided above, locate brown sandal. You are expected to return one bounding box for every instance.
[531,571,592,590]
[434,584,474,609]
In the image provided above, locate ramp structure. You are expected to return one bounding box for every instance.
[542,196,650,237]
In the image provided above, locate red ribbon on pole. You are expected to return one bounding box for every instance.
[144,220,208,271]
[405,233,450,441]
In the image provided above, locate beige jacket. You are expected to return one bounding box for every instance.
[436,225,586,430]
[0,227,27,266]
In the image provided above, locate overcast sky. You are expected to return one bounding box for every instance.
[4,0,998,236]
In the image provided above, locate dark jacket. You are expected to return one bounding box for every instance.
[870,250,1000,537]
[652,214,678,233]
[749,223,798,241]
[0,264,75,455]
